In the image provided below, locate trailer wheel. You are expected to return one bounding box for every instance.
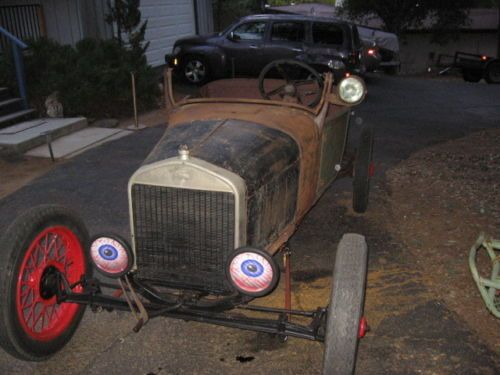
[322,234,368,375]
[0,205,90,361]
[353,125,374,213]
[462,69,482,83]
[485,60,500,84]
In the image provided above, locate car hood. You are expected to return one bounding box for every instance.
[142,119,299,195]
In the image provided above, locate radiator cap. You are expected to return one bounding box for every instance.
[178,144,190,160]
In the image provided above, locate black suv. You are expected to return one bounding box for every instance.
[166,14,365,84]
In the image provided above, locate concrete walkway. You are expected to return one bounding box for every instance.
[26,127,132,159]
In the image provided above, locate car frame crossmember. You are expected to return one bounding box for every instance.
[55,273,327,342]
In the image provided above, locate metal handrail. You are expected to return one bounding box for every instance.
[0,26,28,109]
[0,26,28,49]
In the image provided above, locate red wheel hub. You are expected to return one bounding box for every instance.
[16,226,85,341]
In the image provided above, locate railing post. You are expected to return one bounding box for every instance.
[0,26,29,110]
[12,44,28,109]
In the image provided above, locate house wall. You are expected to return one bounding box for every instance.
[139,0,196,67]
[400,32,498,74]
[196,0,214,35]
[3,0,214,68]
[1,0,111,45]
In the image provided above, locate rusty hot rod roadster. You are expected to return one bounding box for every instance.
[0,61,373,374]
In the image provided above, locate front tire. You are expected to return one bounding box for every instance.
[0,205,90,361]
[182,55,210,85]
[322,234,368,375]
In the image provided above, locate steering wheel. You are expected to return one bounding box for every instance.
[258,59,324,108]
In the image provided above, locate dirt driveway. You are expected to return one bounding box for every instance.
[0,75,499,374]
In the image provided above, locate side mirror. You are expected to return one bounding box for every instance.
[228,32,241,42]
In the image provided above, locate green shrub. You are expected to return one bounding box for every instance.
[0,37,160,118]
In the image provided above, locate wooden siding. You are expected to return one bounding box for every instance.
[140,0,196,67]
[1,0,111,45]
[196,0,214,35]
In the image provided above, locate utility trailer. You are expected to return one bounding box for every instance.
[438,51,500,83]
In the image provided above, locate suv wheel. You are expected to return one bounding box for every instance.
[183,56,209,85]
[462,69,482,83]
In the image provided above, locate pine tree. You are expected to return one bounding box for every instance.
[105,0,149,61]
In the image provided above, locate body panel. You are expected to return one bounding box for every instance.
[144,120,300,248]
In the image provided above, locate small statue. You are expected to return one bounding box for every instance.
[45,91,64,118]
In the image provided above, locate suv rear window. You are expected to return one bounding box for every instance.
[313,22,344,46]
[271,22,306,42]
[233,22,267,41]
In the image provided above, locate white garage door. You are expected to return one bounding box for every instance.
[140,0,196,67]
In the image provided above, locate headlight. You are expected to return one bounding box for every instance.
[173,46,181,56]
[90,234,133,278]
[328,59,345,70]
[337,75,367,105]
[227,248,279,297]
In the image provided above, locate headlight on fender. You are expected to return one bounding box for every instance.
[227,247,280,297]
[173,46,181,56]
[89,234,134,278]
[337,75,367,105]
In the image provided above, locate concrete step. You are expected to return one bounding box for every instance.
[0,108,35,128]
[0,117,88,153]
[25,127,132,159]
[0,98,23,117]
[0,87,9,101]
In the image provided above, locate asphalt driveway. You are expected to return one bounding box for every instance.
[1,75,499,374]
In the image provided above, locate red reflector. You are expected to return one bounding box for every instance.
[345,72,351,78]
[368,49,375,55]
[368,162,375,178]
[481,55,488,61]
[358,316,369,338]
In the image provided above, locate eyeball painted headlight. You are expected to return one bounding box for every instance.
[337,75,366,105]
[227,248,279,297]
[90,235,133,278]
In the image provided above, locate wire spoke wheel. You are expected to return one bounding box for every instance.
[16,227,85,341]
[0,205,90,361]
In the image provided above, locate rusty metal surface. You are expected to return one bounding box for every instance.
[168,103,320,220]
[143,119,300,250]
[164,70,349,253]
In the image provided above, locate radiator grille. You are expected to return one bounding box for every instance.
[132,184,235,293]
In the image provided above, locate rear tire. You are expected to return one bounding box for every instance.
[322,234,368,375]
[485,60,500,84]
[462,69,482,83]
[0,205,90,361]
[353,125,374,213]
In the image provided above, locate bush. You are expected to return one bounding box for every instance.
[0,37,160,118]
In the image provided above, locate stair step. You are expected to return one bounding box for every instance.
[0,98,22,108]
[0,98,23,116]
[26,127,132,159]
[0,117,88,153]
[0,108,35,128]
[0,87,9,101]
